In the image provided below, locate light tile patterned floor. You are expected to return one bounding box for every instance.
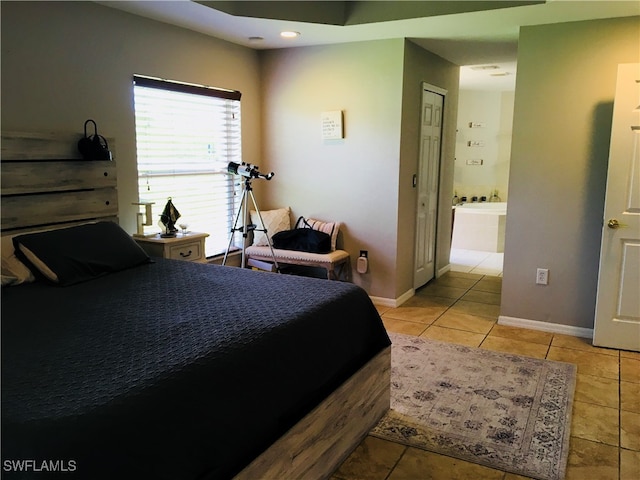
[450,248,503,276]
[332,271,640,480]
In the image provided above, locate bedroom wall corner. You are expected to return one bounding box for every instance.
[258,40,405,299]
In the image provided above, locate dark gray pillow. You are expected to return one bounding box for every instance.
[13,222,150,286]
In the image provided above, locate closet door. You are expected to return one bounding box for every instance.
[414,85,444,289]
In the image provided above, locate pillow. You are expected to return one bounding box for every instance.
[250,207,291,246]
[306,218,341,251]
[12,222,151,286]
[1,234,36,286]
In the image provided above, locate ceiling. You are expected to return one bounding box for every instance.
[98,1,639,91]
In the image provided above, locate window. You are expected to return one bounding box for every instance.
[133,75,242,257]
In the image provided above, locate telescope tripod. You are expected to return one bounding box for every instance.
[222,177,280,272]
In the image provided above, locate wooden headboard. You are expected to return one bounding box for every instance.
[1,131,118,234]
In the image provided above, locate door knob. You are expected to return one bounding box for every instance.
[607,219,627,229]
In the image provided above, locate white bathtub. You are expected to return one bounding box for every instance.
[451,202,507,253]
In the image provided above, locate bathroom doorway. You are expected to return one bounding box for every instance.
[450,75,515,277]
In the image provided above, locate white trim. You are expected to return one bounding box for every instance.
[396,288,415,306]
[369,296,396,308]
[437,264,451,278]
[423,82,448,96]
[370,288,415,308]
[498,315,593,339]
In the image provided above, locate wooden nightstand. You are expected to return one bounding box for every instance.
[133,232,209,263]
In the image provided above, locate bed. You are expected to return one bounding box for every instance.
[1,132,391,479]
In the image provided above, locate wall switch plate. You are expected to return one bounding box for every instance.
[536,268,549,285]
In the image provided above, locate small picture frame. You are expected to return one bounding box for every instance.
[321,110,344,140]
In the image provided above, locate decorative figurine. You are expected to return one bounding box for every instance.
[160,197,181,237]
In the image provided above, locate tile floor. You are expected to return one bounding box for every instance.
[332,271,640,480]
[450,248,504,276]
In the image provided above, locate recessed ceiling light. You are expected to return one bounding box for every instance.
[490,72,511,77]
[280,31,300,39]
[248,36,264,43]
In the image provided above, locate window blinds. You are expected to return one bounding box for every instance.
[133,75,243,257]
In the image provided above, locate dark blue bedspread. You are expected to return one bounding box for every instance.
[1,259,389,479]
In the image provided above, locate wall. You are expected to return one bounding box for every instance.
[397,40,459,297]
[259,40,459,300]
[502,16,640,330]
[1,1,261,233]
[259,40,405,299]
[454,90,514,202]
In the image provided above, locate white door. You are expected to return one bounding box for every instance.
[593,63,640,351]
[414,85,444,289]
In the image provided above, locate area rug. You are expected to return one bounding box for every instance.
[371,333,577,480]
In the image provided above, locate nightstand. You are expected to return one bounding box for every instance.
[133,232,209,263]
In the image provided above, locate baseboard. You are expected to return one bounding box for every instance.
[437,264,451,278]
[370,288,415,308]
[498,316,593,339]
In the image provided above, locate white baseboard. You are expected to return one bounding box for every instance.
[437,264,451,278]
[370,288,415,308]
[371,266,449,308]
[498,315,593,339]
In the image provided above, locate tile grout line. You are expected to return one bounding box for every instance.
[447,273,485,310]
[427,274,494,339]
[618,354,621,480]
[384,446,409,480]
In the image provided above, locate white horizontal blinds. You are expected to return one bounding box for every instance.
[133,75,242,256]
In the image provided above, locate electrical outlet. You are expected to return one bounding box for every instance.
[536,268,549,285]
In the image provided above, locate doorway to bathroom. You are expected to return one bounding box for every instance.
[450,202,506,275]
[450,78,515,277]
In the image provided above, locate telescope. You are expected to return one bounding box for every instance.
[227,161,274,181]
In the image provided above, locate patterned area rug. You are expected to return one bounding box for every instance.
[371,333,576,480]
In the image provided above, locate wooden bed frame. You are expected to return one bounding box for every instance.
[1,131,118,233]
[1,131,391,479]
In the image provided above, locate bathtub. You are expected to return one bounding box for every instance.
[451,202,507,253]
